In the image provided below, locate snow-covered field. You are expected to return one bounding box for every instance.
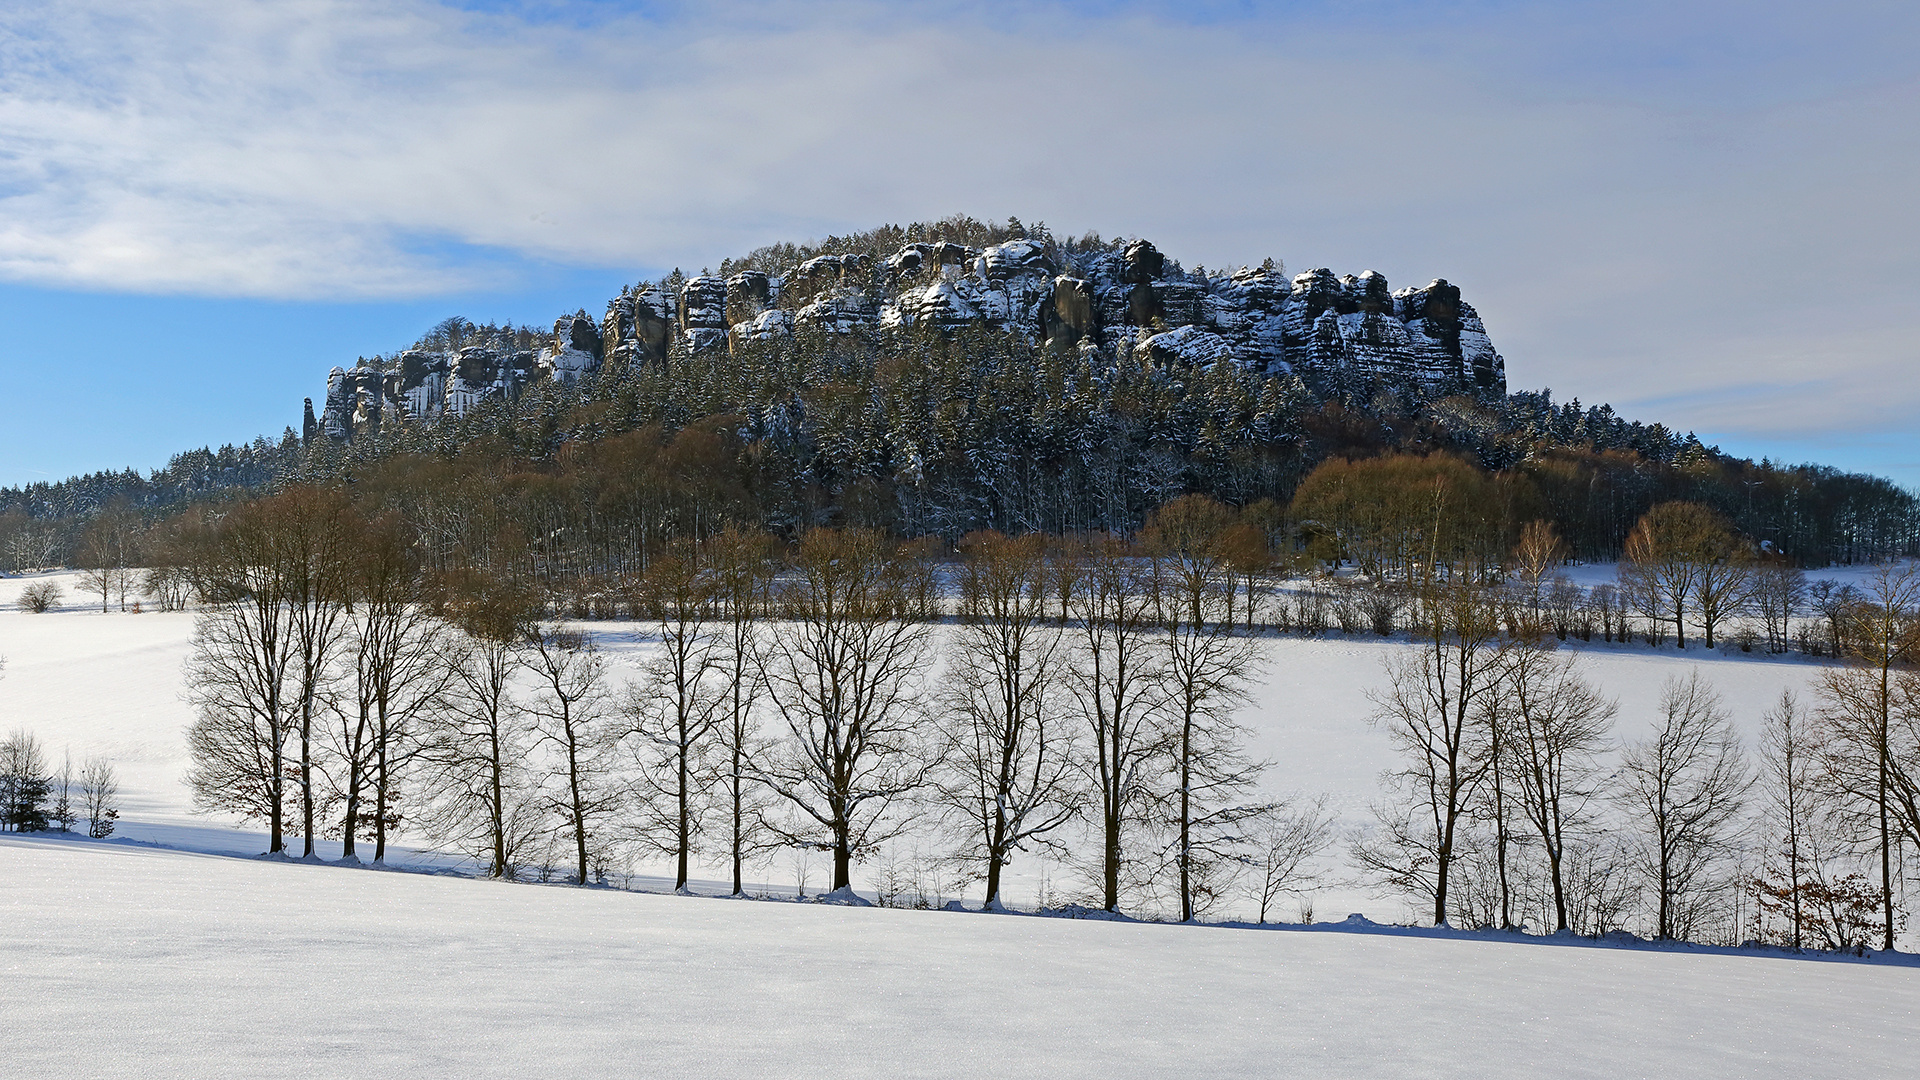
[5,830,1917,1080]
[3,568,1917,1078]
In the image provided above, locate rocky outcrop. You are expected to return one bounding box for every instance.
[540,312,602,386]
[603,286,670,368]
[309,225,1507,442]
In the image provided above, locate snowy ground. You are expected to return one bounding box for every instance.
[5,829,1918,1080]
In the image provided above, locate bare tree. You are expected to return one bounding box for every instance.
[1813,560,1920,949]
[1617,671,1752,940]
[528,628,617,886]
[1750,561,1807,655]
[1496,644,1616,931]
[421,573,541,878]
[15,580,61,614]
[1067,537,1169,913]
[76,510,138,613]
[623,548,726,891]
[276,488,358,859]
[182,499,300,853]
[705,525,780,895]
[1752,690,1816,949]
[1144,501,1269,923]
[337,516,455,864]
[937,531,1079,910]
[1354,577,1508,926]
[1246,795,1336,923]
[2,517,59,575]
[1511,519,1566,638]
[758,528,935,893]
[50,752,76,832]
[81,757,119,838]
[1618,501,1746,649]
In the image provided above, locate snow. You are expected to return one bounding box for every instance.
[5,830,1918,1079]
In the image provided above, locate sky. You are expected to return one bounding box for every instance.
[0,0,1915,487]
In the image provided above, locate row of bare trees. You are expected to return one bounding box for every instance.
[178,489,1333,919]
[1353,558,1920,949]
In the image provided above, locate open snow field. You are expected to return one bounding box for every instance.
[5,830,1918,1080]
[3,567,1918,1077]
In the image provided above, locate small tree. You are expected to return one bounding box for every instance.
[1511,520,1567,638]
[50,753,77,832]
[1,730,53,832]
[1751,691,1816,949]
[1750,562,1806,655]
[81,758,119,838]
[705,525,780,896]
[623,549,726,892]
[1617,671,1752,940]
[1354,576,1509,926]
[1246,795,1336,923]
[1145,499,1270,922]
[1068,537,1170,914]
[528,628,617,887]
[1813,561,1920,950]
[1619,502,1746,649]
[421,572,542,879]
[1496,644,1615,931]
[758,528,935,892]
[936,531,1079,910]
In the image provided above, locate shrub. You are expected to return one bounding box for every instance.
[16,580,61,613]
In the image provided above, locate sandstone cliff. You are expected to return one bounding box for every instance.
[307,228,1504,443]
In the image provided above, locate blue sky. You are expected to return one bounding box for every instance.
[1,0,1916,487]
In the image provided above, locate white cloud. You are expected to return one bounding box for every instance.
[1,0,1917,452]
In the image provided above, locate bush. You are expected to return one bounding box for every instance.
[16,580,61,613]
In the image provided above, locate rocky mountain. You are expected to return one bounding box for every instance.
[305,228,1506,444]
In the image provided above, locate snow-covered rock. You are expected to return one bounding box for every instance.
[307,226,1507,441]
[679,275,730,352]
[1139,325,1235,366]
[538,313,603,386]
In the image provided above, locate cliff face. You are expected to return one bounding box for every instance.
[307,231,1505,443]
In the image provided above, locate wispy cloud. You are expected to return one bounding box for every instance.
[1,0,1916,448]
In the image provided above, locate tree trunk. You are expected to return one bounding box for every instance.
[676,741,690,890]
[833,834,852,892]
[373,723,389,864]
[342,755,360,860]
[1179,713,1194,923]
[489,723,506,878]
[1548,845,1568,932]
[1103,804,1121,912]
[571,734,588,886]
[300,703,316,858]
[730,743,744,896]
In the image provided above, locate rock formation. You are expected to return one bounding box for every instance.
[310,226,1506,443]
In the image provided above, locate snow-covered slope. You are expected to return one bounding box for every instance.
[4,831,1915,1080]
